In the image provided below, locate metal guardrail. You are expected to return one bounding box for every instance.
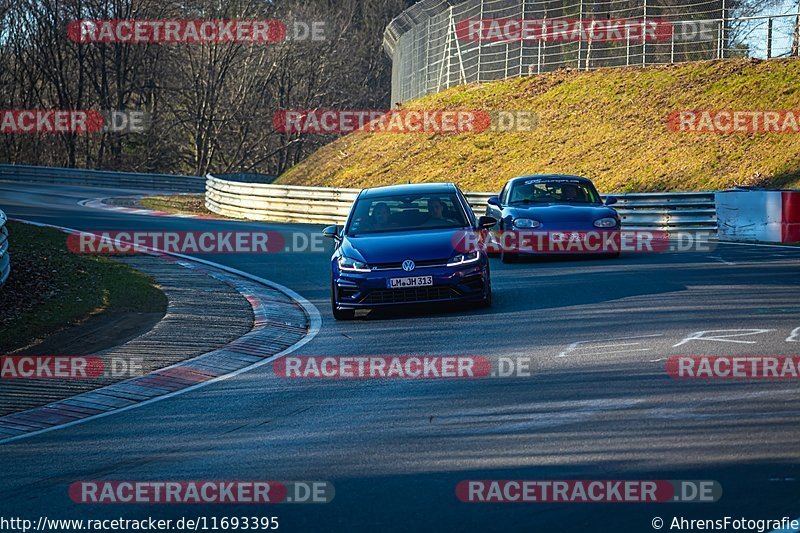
[0,164,205,193]
[602,192,717,231]
[206,174,717,232]
[0,209,10,288]
[206,176,360,223]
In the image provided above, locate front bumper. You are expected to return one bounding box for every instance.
[333,262,488,309]
[493,227,622,256]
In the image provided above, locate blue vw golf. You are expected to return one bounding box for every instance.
[323,183,496,320]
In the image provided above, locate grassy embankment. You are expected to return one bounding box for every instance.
[278,59,800,193]
[0,222,167,354]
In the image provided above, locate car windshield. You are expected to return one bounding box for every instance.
[347,193,469,235]
[508,180,601,205]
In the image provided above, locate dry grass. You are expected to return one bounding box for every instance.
[278,59,800,193]
[139,194,211,215]
[0,222,167,353]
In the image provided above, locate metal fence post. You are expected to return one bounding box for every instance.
[670,27,675,63]
[476,0,483,82]
[412,27,419,101]
[437,9,452,93]
[793,0,800,57]
[537,37,542,74]
[505,41,510,78]
[425,18,432,94]
[519,0,526,76]
[720,0,726,59]
[642,0,647,66]
[626,27,631,66]
[452,11,468,85]
[446,7,453,88]
[577,0,584,69]
[767,17,773,59]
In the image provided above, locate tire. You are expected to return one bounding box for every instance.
[501,250,518,264]
[331,282,355,321]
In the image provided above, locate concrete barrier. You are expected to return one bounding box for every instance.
[716,189,800,243]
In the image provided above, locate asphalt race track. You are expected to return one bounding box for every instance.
[1,182,800,532]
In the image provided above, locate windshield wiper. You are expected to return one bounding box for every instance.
[509,199,549,205]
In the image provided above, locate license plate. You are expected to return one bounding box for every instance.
[552,232,586,242]
[388,276,433,289]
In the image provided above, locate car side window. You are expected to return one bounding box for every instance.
[499,184,509,205]
[456,190,476,226]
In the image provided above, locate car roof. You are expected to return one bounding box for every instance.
[360,182,457,198]
[509,174,594,185]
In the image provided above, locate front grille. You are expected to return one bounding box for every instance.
[370,258,450,270]
[361,286,460,304]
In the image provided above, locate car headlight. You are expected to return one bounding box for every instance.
[338,256,371,273]
[593,217,618,228]
[447,251,480,267]
[513,218,541,229]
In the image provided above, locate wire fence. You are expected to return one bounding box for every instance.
[383,0,800,104]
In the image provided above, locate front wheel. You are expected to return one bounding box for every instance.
[331,282,355,321]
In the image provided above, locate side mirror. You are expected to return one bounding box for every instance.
[487,196,501,207]
[322,225,340,239]
[605,196,618,206]
[477,216,497,229]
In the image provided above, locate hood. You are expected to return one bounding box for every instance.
[505,203,617,224]
[341,228,466,263]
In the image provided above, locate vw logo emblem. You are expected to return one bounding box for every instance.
[402,259,415,272]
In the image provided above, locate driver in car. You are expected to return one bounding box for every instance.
[424,198,456,225]
[560,184,580,201]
